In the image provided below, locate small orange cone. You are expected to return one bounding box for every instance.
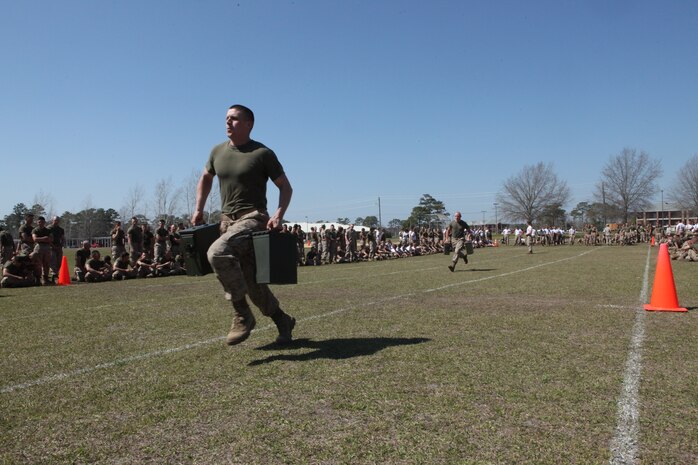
[651,236,655,247]
[57,255,71,286]
[644,243,687,312]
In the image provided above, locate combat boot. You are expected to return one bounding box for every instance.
[226,299,256,346]
[271,309,296,345]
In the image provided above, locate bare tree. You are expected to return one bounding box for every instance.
[120,184,146,221]
[596,148,662,223]
[153,177,183,222]
[669,154,698,214]
[496,162,570,223]
[33,190,56,218]
[206,178,220,223]
[183,169,201,221]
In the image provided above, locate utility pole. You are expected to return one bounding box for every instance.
[378,196,382,228]
[660,189,664,229]
[493,202,499,233]
[602,182,606,225]
[481,210,486,229]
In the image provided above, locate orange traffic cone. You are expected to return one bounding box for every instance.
[651,236,655,247]
[644,243,687,312]
[57,255,71,286]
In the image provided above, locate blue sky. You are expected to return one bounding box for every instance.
[1,0,696,226]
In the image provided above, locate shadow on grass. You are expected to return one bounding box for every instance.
[249,337,430,366]
[460,268,496,272]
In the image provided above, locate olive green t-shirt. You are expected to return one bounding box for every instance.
[449,219,470,239]
[31,226,50,242]
[205,140,284,217]
[127,225,143,244]
[19,224,35,245]
[48,225,65,246]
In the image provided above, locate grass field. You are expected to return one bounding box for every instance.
[1,244,696,464]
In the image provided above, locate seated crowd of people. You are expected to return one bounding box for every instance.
[498,221,698,248]
[285,224,456,266]
[0,215,188,288]
[4,214,696,288]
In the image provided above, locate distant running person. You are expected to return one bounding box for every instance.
[445,211,470,272]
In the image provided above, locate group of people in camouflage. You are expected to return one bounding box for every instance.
[0,212,66,288]
[284,223,448,266]
[664,221,698,261]
[0,213,187,288]
[72,217,187,283]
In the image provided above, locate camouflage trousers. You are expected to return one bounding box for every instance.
[51,246,64,277]
[154,242,167,261]
[1,245,13,265]
[31,244,52,281]
[111,245,126,262]
[451,238,468,263]
[206,210,279,317]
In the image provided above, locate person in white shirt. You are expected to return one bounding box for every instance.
[568,226,576,245]
[502,227,510,245]
[525,221,535,254]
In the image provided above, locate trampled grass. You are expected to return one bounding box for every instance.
[1,244,696,464]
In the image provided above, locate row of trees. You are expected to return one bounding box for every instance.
[0,170,221,239]
[497,148,697,225]
[2,150,696,238]
[334,149,696,231]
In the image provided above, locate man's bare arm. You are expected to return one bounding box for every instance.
[191,170,214,225]
[268,173,293,230]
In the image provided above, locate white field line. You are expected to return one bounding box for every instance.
[608,246,651,465]
[1,249,594,394]
[0,264,448,322]
[298,265,443,285]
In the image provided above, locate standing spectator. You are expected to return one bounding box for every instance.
[154,219,168,262]
[168,223,181,257]
[0,226,14,265]
[501,227,510,245]
[308,227,320,265]
[345,224,357,262]
[31,216,52,285]
[127,217,143,264]
[326,224,337,264]
[111,220,127,261]
[568,226,576,245]
[526,220,535,254]
[319,224,327,264]
[17,212,35,255]
[48,216,65,282]
[142,223,155,257]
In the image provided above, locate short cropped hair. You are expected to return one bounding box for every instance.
[229,104,254,122]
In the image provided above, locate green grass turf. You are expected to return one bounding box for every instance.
[1,244,696,464]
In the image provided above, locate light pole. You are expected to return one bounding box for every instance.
[660,190,664,229]
[481,210,486,230]
[493,202,499,233]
